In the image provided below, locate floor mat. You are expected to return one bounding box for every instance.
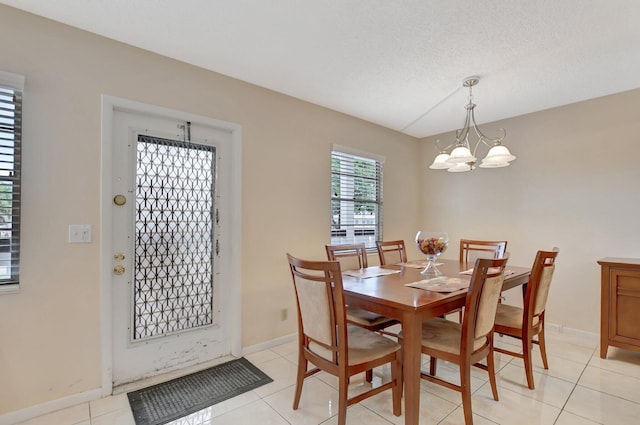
[127,357,273,425]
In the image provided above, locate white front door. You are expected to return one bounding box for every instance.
[109,108,235,387]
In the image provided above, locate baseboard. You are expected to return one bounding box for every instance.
[546,322,599,341]
[112,354,236,395]
[0,388,102,425]
[241,332,296,356]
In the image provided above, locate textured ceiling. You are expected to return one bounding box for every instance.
[2,0,639,138]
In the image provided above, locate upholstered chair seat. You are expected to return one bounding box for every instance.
[345,306,395,328]
[420,318,488,353]
[495,303,540,329]
[310,324,401,365]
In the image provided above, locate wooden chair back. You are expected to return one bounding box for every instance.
[287,254,346,366]
[376,240,407,265]
[463,256,509,351]
[325,243,368,270]
[524,248,559,331]
[459,239,507,267]
[493,248,559,390]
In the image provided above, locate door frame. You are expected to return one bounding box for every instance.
[99,95,243,396]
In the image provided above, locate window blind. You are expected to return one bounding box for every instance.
[0,71,24,288]
[330,146,383,249]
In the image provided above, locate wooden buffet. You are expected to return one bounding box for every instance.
[598,257,640,358]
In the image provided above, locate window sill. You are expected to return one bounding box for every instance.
[0,284,19,294]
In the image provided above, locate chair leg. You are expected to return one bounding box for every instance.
[429,356,437,375]
[538,321,549,369]
[391,353,402,416]
[497,296,504,337]
[460,362,473,425]
[365,369,373,382]
[338,372,348,425]
[293,356,307,409]
[486,347,499,401]
[522,337,535,390]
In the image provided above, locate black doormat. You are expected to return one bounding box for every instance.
[127,357,273,425]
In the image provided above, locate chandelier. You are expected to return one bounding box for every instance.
[429,77,515,172]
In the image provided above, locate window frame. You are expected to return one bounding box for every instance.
[330,144,384,250]
[0,70,24,293]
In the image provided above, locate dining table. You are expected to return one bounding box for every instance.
[341,258,531,425]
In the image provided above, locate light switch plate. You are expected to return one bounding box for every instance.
[69,224,91,243]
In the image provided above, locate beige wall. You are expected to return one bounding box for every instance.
[0,6,420,415]
[419,88,640,333]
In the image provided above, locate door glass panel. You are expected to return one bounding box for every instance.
[134,134,216,341]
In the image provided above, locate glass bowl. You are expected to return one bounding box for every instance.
[415,231,449,276]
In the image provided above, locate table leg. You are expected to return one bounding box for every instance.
[402,311,422,425]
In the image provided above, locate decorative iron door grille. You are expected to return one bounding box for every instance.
[133,134,216,341]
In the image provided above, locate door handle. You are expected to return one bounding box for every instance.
[113,265,125,275]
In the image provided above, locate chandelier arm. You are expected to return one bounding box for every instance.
[434,139,454,152]
[469,107,505,147]
[454,102,473,144]
[470,137,484,159]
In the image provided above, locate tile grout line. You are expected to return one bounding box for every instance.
[551,344,601,425]
[578,348,640,408]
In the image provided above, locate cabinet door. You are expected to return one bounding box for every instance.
[609,268,640,346]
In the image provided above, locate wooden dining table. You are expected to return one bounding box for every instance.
[341,258,531,425]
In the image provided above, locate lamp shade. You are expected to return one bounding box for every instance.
[482,144,516,163]
[429,153,452,169]
[446,146,476,164]
[479,160,509,168]
[447,163,473,173]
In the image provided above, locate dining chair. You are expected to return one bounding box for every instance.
[454,239,508,322]
[494,248,559,389]
[408,256,509,425]
[325,243,370,270]
[325,244,400,333]
[286,254,402,425]
[459,239,508,268]
[376,239,408,265]
[325,243,401,381]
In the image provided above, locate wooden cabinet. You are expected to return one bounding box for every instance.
[598,258,640,358]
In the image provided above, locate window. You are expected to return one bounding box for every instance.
[331,145,383,249]
[0,71,24,291]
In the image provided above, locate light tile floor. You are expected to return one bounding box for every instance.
[17,327,640,425]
